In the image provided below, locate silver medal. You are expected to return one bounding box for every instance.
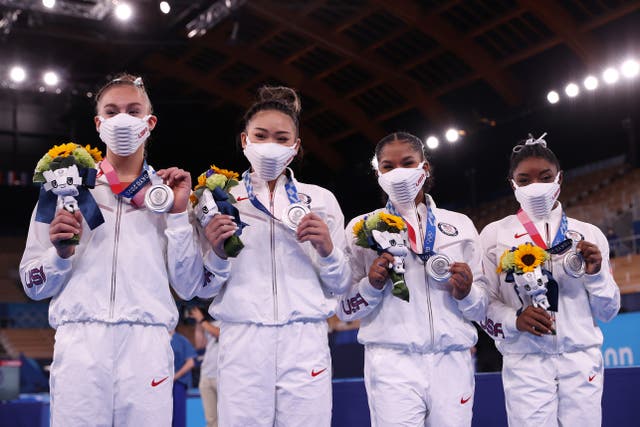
[281,202,310,231]
[144,183,174,213]
[425,253,452,282]
[563,230,585,278]
[563,251,585,278]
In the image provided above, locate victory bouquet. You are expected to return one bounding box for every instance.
[497,243,557,310]
[191,165,247,257]
[353,212,410,302]
[33,142,105,245]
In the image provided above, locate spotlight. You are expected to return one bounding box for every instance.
[565,83,579,98]
[583,76,598,91]
[547,90,559,104]
[445,129,459,143]
[115,2,133,21]
[43,71,59,86]
[426,136,439,149]
[621,59,639,79]
[160,1,171,14]
[42,0,55,8]
[9,66,26,83]
[187,28,199,38]
[603,67,619,85]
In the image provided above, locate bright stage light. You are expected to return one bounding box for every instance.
[547,90,559,104]
[565,83,579,98]
[9,66,26,83]
[115,3,133,21]
[583,75,598,91]
[426,136,439,149]
[445,129,459,143]
[603,67,619,85]
[160,2,171,14]
[43,71,59,86]
[621,59,639,79]
[42,0,56,8]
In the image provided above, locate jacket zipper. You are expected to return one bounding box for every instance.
[109,198,123,319]
[546,222,558,350]
[269,189,278,322]
[415,204,435,347]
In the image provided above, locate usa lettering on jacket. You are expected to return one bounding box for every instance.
[341,293,369,315]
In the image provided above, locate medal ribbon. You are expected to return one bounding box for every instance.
[100,159,159,208]
[386,200,436,262]
[516,209,571,254]
[242,169,300,221]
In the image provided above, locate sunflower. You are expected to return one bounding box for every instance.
[194,173,207,191]
[497,249,516,273]
[84,145,103,162]
[189,193,198,206]
[47,142,77,159]
[513,243,548,273]
[380,212,405,232]
[210,165,239,181]
[352,218,364,237]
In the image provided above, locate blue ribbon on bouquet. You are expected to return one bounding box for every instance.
[210,186,248,236]
[35,168,105,230]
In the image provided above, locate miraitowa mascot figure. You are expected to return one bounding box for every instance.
[42,165,83,214]
[371,229,409,275]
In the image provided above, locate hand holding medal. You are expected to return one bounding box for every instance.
[296,212,333,258]
[576,240,602,275]
[447,262,473,300]
[151,166,192,213]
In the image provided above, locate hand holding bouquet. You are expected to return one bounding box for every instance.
[191,165,247,257]
[353,212,410,302]
[33,142,104,245]
[497,243,552,309]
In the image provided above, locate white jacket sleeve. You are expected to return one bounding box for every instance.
[311,192,351,296]
[20,207,73,300]
[479,223,519,341]
[195,226,231,300]
[165,210,205,301]
[583,227,620,322]
[336,220,384,322]
[454,224,489,322]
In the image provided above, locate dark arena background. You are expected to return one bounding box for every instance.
[0,1,639,426]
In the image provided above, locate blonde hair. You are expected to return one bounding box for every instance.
[95,73,153,113]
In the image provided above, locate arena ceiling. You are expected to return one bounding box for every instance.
[1,0,639,214]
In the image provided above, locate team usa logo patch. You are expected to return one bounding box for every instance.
[298,192,312,206]
[437,222,458,237]
[565,230,585,242]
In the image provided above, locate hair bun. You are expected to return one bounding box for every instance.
[257,86,301,115]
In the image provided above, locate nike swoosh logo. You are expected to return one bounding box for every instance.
[588,374,596,382]
[460,395,472,404]
[514,232,528,239]
[311,368,327,377]
[236,196,249,201]
[151,376,169,387]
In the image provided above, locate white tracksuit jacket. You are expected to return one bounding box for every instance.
[197,170,350,427]
[479,203,620,355]
[198,170,351,323]
[337,197,488,352]
[479,203,620,427]
[337,196,488,426]
[20,167,205,329]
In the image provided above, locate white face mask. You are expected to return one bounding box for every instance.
[512,173,561,220]
[378,163,428,206]
[243,136,298,181]
[98,113,151,157]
